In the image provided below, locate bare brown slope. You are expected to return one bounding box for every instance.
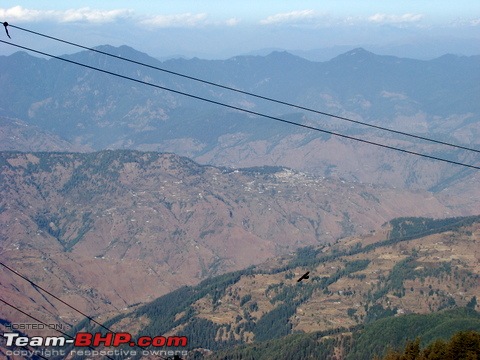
[0,116,91,152]
[0,150,475,329]
[194,128,480,193]
[97,217,480,358]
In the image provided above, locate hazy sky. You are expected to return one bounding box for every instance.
[1,1,479,59]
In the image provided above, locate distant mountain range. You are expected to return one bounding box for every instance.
[1,46,479,191]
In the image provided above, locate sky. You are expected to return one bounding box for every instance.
[1,1,479,60]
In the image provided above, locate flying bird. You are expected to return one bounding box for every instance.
[297,271,310,282]
[3,22,10,39]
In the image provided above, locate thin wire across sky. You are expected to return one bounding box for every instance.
[5,23,480,156]
[0,22,478,360]
[2,38,479,170]
[0,22,479,172]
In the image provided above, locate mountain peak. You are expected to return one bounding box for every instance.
[345,47,374,56]
[262,50,312,66]
[93,44,151,59]
[334,47,376,60]
[266,50,303,60]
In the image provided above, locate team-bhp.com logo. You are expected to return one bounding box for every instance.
[4,332,188,347]
[3,332,188,358]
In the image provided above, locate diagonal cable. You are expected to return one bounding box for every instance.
[0,262,176,359]
[0,39,478,170]
[0,297,115,360]
[4,22,480,155]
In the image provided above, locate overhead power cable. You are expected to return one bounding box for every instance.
[0,262,174,360]
[0,297,115,360]
[5,22,480,155]
[0,261,111,333]
[0,39,478,170]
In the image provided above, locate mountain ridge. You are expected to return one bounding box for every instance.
[1,150,475,332]
[69,215,480,359]
[1,45,478,193]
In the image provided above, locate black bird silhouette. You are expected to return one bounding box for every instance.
[3,22,10,39]
[297,271,310,282]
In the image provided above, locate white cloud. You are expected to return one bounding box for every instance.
[1,5,239,30]
[451,17,480,27]
[368,13,424,24]
[140,13,209,28]
[258,11,425,28]
[0,6,133,23]
[225,17,240,27]
[260,10,317,25]
[59,8,133,23]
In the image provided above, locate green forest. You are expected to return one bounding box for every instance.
[67,215,480,359]
[378,330,480,360]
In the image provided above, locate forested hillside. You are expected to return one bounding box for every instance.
[69,215,480,359]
